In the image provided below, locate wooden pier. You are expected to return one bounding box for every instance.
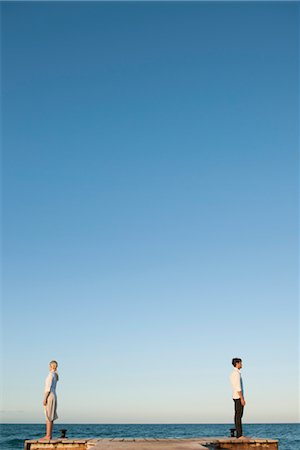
[24,437,279,450]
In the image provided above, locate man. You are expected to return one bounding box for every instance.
[230,358,246,439]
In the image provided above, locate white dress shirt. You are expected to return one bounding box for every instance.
[230,367,244,399]
[44,370,57,394]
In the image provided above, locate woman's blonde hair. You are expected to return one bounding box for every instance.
[50,360,59,381]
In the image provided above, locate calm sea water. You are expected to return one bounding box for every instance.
[0,424,299,450]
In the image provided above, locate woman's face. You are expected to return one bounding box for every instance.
[50,363,57,371]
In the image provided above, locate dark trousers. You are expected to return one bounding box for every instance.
[233,399,244,438]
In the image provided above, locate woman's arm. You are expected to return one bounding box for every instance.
[43,391,50,406]
[43,373,53,405]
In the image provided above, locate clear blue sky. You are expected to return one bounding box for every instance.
[1,1,299,424]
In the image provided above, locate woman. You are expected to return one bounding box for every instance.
[40,360,59,440]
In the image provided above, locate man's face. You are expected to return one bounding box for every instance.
[236,361,243,369]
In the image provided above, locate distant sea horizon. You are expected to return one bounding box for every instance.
[1,423,299,450]
[1,421,299,425]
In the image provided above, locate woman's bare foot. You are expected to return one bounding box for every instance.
[237,436,249,440]
[38,436,51,441]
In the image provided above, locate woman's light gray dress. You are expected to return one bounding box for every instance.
[44,371,58,421]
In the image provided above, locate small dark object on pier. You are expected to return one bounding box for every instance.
[230,428,236,437]
[60,429,67,438]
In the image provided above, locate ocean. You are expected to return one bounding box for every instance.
[0,424,299,450]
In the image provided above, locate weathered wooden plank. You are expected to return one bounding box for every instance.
[24,437,279,450]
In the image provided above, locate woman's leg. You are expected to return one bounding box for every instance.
[39,420,53,440]
[46,420,53,439]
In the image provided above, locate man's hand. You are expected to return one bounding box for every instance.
[241,398,246,406]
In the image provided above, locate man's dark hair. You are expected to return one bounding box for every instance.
[232,358,242,367]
